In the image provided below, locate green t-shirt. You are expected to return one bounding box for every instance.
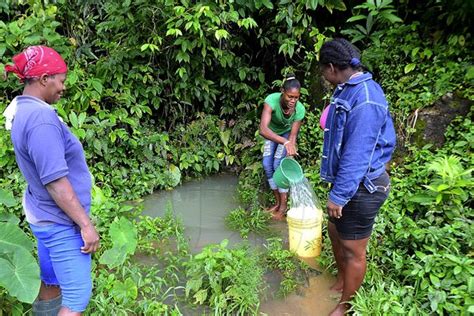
[264,92,305,134]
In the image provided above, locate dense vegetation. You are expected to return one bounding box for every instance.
[0,0,472,315]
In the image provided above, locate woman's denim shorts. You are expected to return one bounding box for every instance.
[330,172,390,240]
[30,223,92,312]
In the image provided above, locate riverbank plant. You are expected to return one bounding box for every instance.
[263,238,315,297]
[225,205,271,239]
[184,239,263,315]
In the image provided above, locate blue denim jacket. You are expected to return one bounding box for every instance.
[320,73,396,206]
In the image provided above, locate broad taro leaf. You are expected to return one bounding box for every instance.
[0,189,17,207]
[0,222,34,253]
[99,245,128,268]
[109,217,137,254]
[0,213,20,225]
[0,247,40,303]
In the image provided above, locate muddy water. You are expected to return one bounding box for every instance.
[260,256,340,316]
[141,173,264,252]
[142,173,339,315]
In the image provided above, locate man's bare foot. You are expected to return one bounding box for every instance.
[328,303,348,316]
[330,278,344,292]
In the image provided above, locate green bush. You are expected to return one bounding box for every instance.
[185,240,263,315]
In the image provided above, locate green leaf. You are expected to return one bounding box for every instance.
[238,69,246,81]
[194,289,208,304]
[0,214,20,224]
[404,63,416,74]
[306,0,319,10]
[423,48,433,59]
[0,223,34,253]
[93,139,102,153]
[0,248,40,303]
[69,112,79,128]
[109,217,137,254]
[215,29,229,41]
[23,35,41,45]
[466,66,474,80]
[219,130,231,147]
[453,266,462,275]
[91,80,103,94]
[429,274,440,287]
[408,194,434,204]
[411,47,420,58]
[347,15,366,23]
[0,189,17,207]
[166,28,183,37]
[185,277,203,297]
[99,245,128,268]
[382,12,403,23]
[110,278,137,304]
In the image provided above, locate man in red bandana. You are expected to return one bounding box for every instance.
[4,46,99,316]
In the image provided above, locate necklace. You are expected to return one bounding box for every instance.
[282,106,294,116]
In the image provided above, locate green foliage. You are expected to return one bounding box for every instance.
[361,23,473,150]
[89,209,188,315]
[347,114,474,314]
[136,207,189,256]
[0,191,40,304]
[99,217,138,268]
[0,223,40,304]
[225,205,271,239]
[409,155,472,210]
[263,238,313,297]
[90,262,183,315]
[342,0,403,45]
[185,239,263,315]
[351,280,425,315]
[0,0,472,314]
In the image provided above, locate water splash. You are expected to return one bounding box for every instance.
[288,178,322,218]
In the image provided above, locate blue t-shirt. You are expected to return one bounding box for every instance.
[11,95,92,225]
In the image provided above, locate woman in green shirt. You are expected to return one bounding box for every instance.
[259,74,305,220]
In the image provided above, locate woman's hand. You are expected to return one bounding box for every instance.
[284,140,298,156]
[327,199,343,219]
[80,223,100,254]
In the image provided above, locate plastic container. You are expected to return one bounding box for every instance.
[287,207,323,257]
[273,157,304,189]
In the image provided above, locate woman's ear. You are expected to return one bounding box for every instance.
[39,74,49,87]
[328,63,335,74]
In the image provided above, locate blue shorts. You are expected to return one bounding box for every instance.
[30,223,92,312]
[329,172,390,240]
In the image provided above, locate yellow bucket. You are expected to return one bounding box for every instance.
[287,210,323,258]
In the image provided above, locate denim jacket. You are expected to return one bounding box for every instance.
[320,73,396,206]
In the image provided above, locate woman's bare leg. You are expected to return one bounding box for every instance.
[328,222,345,292]
[329,237,370,316]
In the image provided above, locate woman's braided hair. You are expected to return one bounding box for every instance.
[319,38,363,70]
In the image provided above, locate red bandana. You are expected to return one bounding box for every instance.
[5,46,67,81]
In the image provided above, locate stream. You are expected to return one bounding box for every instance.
[141,173,339,315]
